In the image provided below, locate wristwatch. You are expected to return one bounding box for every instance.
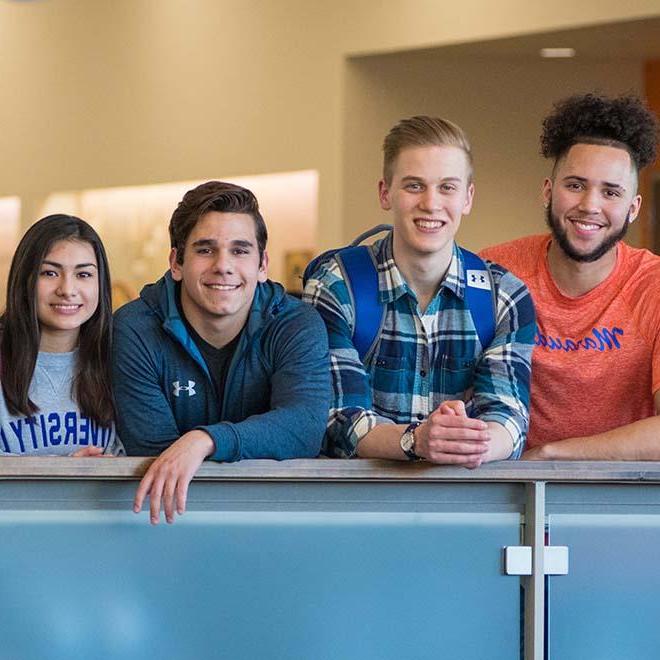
[400,422,421,461]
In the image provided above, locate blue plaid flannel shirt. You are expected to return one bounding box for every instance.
[303,232,535,459]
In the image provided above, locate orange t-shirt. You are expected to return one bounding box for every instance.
[481,235,660,447]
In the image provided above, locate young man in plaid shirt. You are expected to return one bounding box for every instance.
[304,116,535,465]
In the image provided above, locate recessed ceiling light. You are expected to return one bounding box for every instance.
[540,48,576,58]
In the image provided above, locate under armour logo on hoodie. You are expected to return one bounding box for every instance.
[173,380,196,397]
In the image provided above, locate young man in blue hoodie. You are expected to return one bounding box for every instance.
[113,181,330,524]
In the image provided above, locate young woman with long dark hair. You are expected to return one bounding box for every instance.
[0,214,122,456]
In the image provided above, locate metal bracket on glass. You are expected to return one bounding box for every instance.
[503,546,569,576]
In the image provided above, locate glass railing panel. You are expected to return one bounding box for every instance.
[0,509,521,660]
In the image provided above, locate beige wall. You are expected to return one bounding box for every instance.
[0,0,658,257]
[342,52,645,251]
[330,0,660,57]
[38,171,318,295]
[0,1,345,248]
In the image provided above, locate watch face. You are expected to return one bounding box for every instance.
[401,431,415,452]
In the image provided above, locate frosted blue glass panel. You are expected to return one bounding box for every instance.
[548,513,660,660]
[0,510,520,660]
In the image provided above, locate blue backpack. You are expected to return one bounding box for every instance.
[303,225,497,361]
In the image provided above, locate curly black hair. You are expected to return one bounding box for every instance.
[541,93,659,170]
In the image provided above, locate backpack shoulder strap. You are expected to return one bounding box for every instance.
[460,248,497,349]
[303,225,392,287]
[349,224,393,247]
[336,245,385,362]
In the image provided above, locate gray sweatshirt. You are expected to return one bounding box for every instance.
[0,350,123,456]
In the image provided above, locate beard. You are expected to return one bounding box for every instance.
[545,202,629,263]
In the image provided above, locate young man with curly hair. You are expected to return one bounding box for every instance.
[304,116,535,466]
[482,93,660,460]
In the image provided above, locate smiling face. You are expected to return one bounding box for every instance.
[170,211,268,344]
[379,145,474,267]
[36,239,100,352]
[544,143,641,263]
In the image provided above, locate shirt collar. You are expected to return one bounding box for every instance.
[374,231,466,305]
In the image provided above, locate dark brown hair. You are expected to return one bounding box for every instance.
[169,181,268,265]
[0,214,114,425]
[382,115,473,184]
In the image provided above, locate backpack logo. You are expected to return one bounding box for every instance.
[466,269,491,291]
[173,380,196,397]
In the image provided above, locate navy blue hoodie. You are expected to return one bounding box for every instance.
[112,273,330,461]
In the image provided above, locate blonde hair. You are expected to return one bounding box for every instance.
[382,115,473,184]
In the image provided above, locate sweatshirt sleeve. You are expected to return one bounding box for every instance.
[102,431,126,457]
[112,311,182,456]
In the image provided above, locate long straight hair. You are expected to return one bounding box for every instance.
[0,214,114,425]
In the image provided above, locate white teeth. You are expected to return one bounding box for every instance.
[415,220,443,229]
[207,284,239,290]
[573,220,601,231]
[52,305,80,310]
